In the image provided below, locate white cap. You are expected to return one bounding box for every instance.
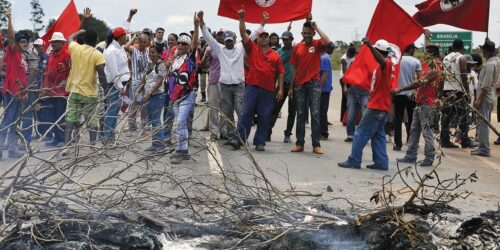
[49,32,67,42]
[178,34,192,45]
[33,38,45,46]
[374,39,390,52]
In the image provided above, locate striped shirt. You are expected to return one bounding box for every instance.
[130,47,149,83]
[201,25,245,85]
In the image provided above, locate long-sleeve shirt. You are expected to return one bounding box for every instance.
[201,25,264,85]
[103,40,130,89]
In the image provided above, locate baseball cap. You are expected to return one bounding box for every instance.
[33,39,45,46]
[479,39,496,53]
[259,30,270,36]
[281,31,294,40]
[374,39,390,52]
[178,34,192,45]
[464,54,477,64]
[112,27,127,38]
[223,30,236,42]
[142,28,153,36]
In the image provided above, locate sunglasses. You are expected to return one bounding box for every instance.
[18,39,28,44]
[177,42,189,46]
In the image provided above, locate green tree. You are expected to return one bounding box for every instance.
[0,0,12,29]
[30,0,45,34]
[17,29,40,40]
[79,15,109,42]
[46,18,56,32]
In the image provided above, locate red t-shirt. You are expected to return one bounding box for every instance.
[43,48,71,97]
[367,58,393,112]
[3,46,28,96]
[244,40,285,92]
[290,39,325,85]
[415,62,441,106]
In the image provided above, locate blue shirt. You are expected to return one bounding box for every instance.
[33,53,48,89]
[320,53,333,93]
[397,55,421,96]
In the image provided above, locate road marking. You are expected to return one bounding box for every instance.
[206,138,223,175]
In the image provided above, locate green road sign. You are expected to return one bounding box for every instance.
[430,31,473,55]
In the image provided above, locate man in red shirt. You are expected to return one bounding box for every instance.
[393,45,441,167]
[228,9,284,151]
[289,16,334,155]
[0,10,31,159]
[338,38,394,170]
[40,32,71,147]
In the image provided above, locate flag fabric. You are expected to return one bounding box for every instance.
[343,0,424,91]
[413,0,489,32]
[218,0,312,23]
[41,0,81,46]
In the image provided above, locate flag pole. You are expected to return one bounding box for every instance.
[486,0,490,38]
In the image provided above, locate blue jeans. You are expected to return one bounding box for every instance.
[39,97,67,143]
[346,109,389,169]
[102,86,121,139]
[233,85,275,146]
[346,90,369,138]
[173,91,196,151]
[147,93,166,148]
[405,105,435,161]
[295,80,321,147]
[18,91,36,144]
[163,95,175,140]
[0,92,21,152]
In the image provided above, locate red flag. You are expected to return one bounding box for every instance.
[343,0,424,90]
[413,0,489,32]
[218,0,312,24]
[41,0,81,46]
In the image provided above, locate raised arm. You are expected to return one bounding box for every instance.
[124,34,137,53]
[238,9,250,44]
[126,9,137,23]
[6,10,15,50]
[191,12,200,52]
[198,11,221,56]
[68,30,85,43]
[248,12,269,41]
[362,38,386,70]
[424,29,432,47]
[311,21,333,47]
[80,7,92,29]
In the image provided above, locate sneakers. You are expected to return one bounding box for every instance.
[337,161,361,169]
[313,147,324,154]
[283,136,292,143]
[397,157,416,164]
[344,137,353,142]
[366,164,388,171]
[320,135,328,141]
[291,146,304,152]
[171,154,183,164]
[461,138,478,149]
[209,134,219,141]
[494,137,500,145]
[441,141,459,148]
[255,145,265,151]
[420,159,434,167]
[229,140,241,150]
[8,150,25,159]
[471,150,490,157]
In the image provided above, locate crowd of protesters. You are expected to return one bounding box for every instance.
[0,7,499,169]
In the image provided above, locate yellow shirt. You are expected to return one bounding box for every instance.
[66,41,106,97]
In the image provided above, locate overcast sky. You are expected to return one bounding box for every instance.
[8,0,500,48]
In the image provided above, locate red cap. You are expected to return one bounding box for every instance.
[112,27,127,38]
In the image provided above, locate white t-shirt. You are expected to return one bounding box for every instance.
[340,53,355,78]
[443,52,464,91]
[144,60,166,95]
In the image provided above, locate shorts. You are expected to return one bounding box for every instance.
[66,92,99,128]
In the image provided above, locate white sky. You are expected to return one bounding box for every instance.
[8,0,500,48]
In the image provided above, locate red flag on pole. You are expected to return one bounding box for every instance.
[343,0,424,91]
[218,0,312,23]
[413,0,489,32]
[41,0,81,46]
